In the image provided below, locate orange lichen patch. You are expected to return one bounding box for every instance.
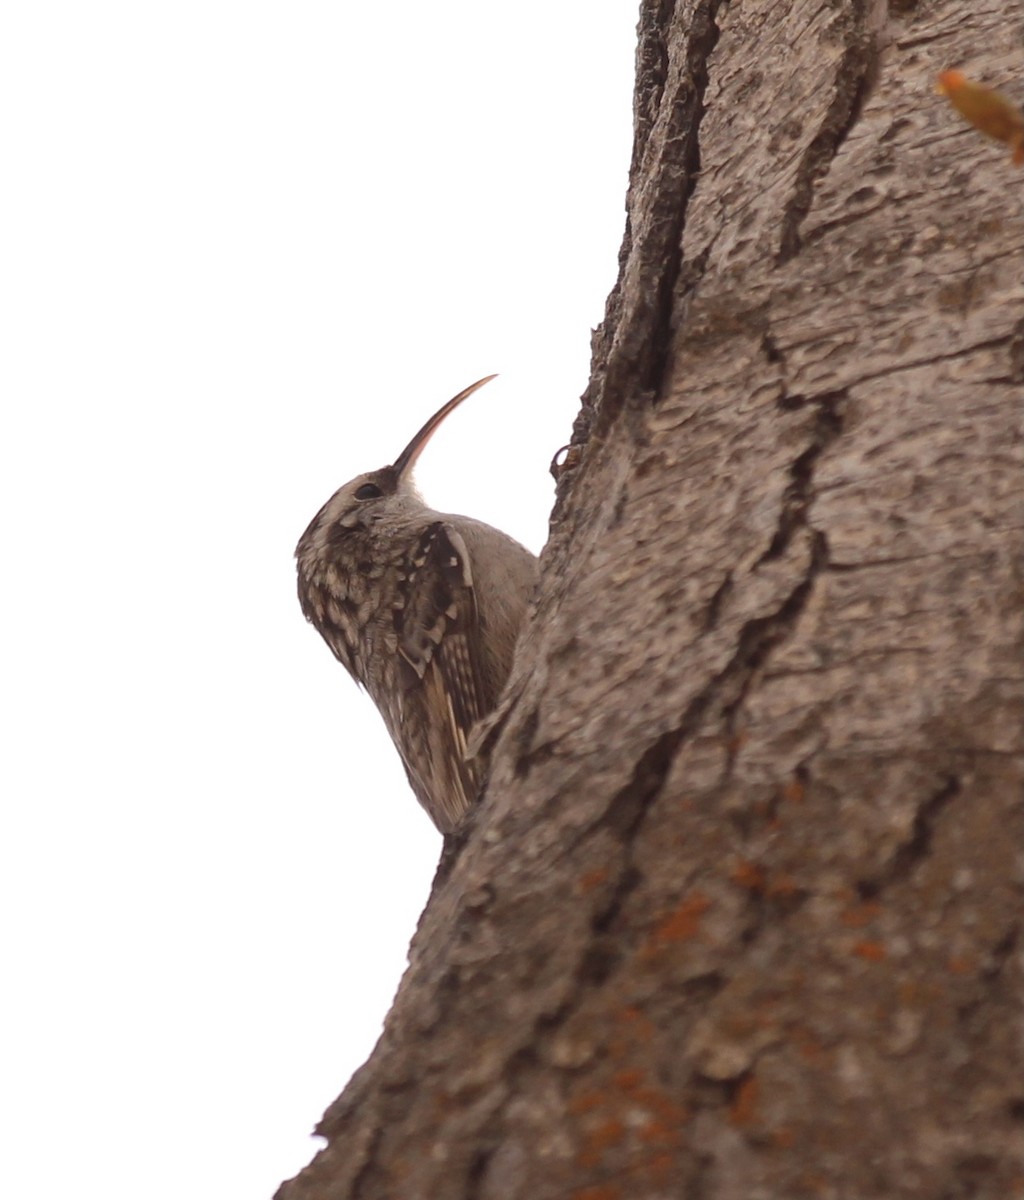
[613,1067,646,1090]
[572,1187,621,1200]
[577,1118,627,1168]
[638,1116,685,1147]
[647,1151,677,1180]
[781,776,805,804]
[633,1086,689,1126]
[797,1170,830,1195]
[897,978,942,1008]
[947,955,974,975]
[730,858,766,892]
[772,1126,797,1149]
[607,1009,655,1061]
[936,70,1024,165]
[766,873,802,899]
[840,901,882,929]
[726,729,749,755]
[568,1090,608,1116]
[897,980,918,1005]
[579,867,610,894]
[729,1075,760,1126]
[795,1033,828,1065]
[647,892,711,948]
[615,1006,655,1039]
[852,939,887,962]
[431,1089,458,1114]
[607,1037,628,1062]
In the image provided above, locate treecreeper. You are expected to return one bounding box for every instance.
[295,376,538,834]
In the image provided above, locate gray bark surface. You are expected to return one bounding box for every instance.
[279,2,1024,1196]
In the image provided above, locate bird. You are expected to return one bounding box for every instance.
[295,376,538,834]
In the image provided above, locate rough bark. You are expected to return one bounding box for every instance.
[279,2,1024,1197]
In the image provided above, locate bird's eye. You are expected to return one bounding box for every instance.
[354,483,383,501]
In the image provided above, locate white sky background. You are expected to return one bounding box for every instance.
[1,4,635,1196]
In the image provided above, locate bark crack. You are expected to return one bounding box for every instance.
[580,381,848,911]
[721,536,829,777]
[715,385,847,764]
[701,570,734,632]
[838,332,1024,389]
[856,774,962,896]
[569,0,723,461]
[639,0,723,403]
[760,391,847,566]
[777,9,877,264]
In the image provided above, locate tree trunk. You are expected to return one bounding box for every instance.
[278,2,1024,1197]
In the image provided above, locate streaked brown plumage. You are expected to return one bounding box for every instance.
[295,377,538,833]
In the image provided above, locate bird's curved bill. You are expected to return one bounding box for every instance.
[392,374,497,479]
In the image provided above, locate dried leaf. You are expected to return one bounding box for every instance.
[936,70,1024,166]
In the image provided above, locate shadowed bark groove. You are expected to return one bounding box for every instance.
[277,2,1024,1197]
[857,772,961,896]
[555,0,723,516]
[776,2,877,263]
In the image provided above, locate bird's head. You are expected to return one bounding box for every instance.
[296,375,496,562]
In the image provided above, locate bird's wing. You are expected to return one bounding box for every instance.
[391,521,491,831]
